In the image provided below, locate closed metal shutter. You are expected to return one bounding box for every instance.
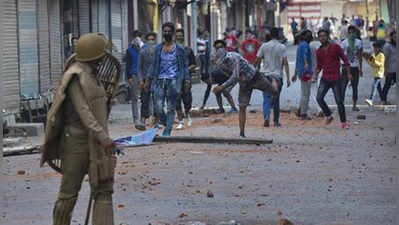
[18,0,40,98]
[111,0,124,82]
[48,0,63,87]
[38,0,51,93]
[17,1,38,98]
[79,0,90,34]
[91,0,99,33]
[98,0,110,36]
[2,0,20,112]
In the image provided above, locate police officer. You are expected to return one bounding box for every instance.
[41,33,117,225]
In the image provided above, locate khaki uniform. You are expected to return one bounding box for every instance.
[42,61,115,225]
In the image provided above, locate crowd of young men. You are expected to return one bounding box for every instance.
[125,22,396,137]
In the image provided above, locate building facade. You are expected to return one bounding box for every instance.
[1,0,129,114]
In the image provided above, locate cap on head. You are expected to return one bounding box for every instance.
[75,33,108,62]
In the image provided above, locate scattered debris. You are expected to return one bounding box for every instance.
[212,118,223,123]
[277,218,294,225]
[206,190,214,198]
[117,204,125,209]
[356,115,366,120]
[179,213,188,218]
[217,220,239,225]
[186,222,207,225]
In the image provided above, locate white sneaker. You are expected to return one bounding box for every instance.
[176,121,184,130]
[365,99,373,106]
[187,117,192,127]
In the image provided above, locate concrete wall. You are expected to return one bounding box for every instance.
[320,1,344,19]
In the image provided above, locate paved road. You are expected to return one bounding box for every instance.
[191,44,395,112]
[1,107,397,225]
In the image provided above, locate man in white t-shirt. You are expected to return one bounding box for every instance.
[255,27,291,127]
[309,38,322,113]
[340,25,363,111]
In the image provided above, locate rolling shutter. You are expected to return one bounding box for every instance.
[38,0,51,93]
[18,0,40,98]
[48,0,63,87]
[2,0,20,111]
[79,0,91,34]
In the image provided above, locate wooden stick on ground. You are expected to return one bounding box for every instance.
[153,136,273,145]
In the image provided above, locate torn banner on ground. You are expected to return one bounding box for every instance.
[114,128,158,147]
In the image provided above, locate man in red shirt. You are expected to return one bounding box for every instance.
[313,29,352,129]
[240,30,261,64]
[224,30,240,52]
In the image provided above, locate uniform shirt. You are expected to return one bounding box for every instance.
[340,38,362,68]
[240,38,261,64]
[159,44,178,79]
[316,42,350,81]
[367,52,385,78]
[383,42,396,74]
[257,39,287,79]
[218,52,256,88]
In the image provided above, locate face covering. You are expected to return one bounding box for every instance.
[164,33,173,42]
[147,40,156,45]
[348,32,356,52]
[132,37,144,49]
[176,39,184,45]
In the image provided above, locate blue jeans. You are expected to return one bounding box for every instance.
[369,77,383,102]
[154,79,178,134]
[262,77,282,124]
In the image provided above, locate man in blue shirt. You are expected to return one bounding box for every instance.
[291,19,298,45]
[148,22,190,136]
[124,30,146,130]
[292,30,313,120]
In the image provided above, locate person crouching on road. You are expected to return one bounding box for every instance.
[212,48,279,138]
[314,29,352,129]
[255,27,291,127]
[149,22,190,137]
[138,32,158,128]
[175,28,196,130]
[362,41,385,107]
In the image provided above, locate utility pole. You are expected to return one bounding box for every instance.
[210,0,218,53]
[365,0,369,31]
[191,0,198,55]
[133,0,138,30]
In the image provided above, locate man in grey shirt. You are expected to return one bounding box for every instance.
[138,32,157,128]
[212,48,278,137]
[381,30,396,105]
[255,27,291,127]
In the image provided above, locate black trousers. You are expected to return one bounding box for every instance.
[381,73,396,102]
[140,90,153,119]
[341,67,360,103]
[316,78,346,123]
[176,87,193,114]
